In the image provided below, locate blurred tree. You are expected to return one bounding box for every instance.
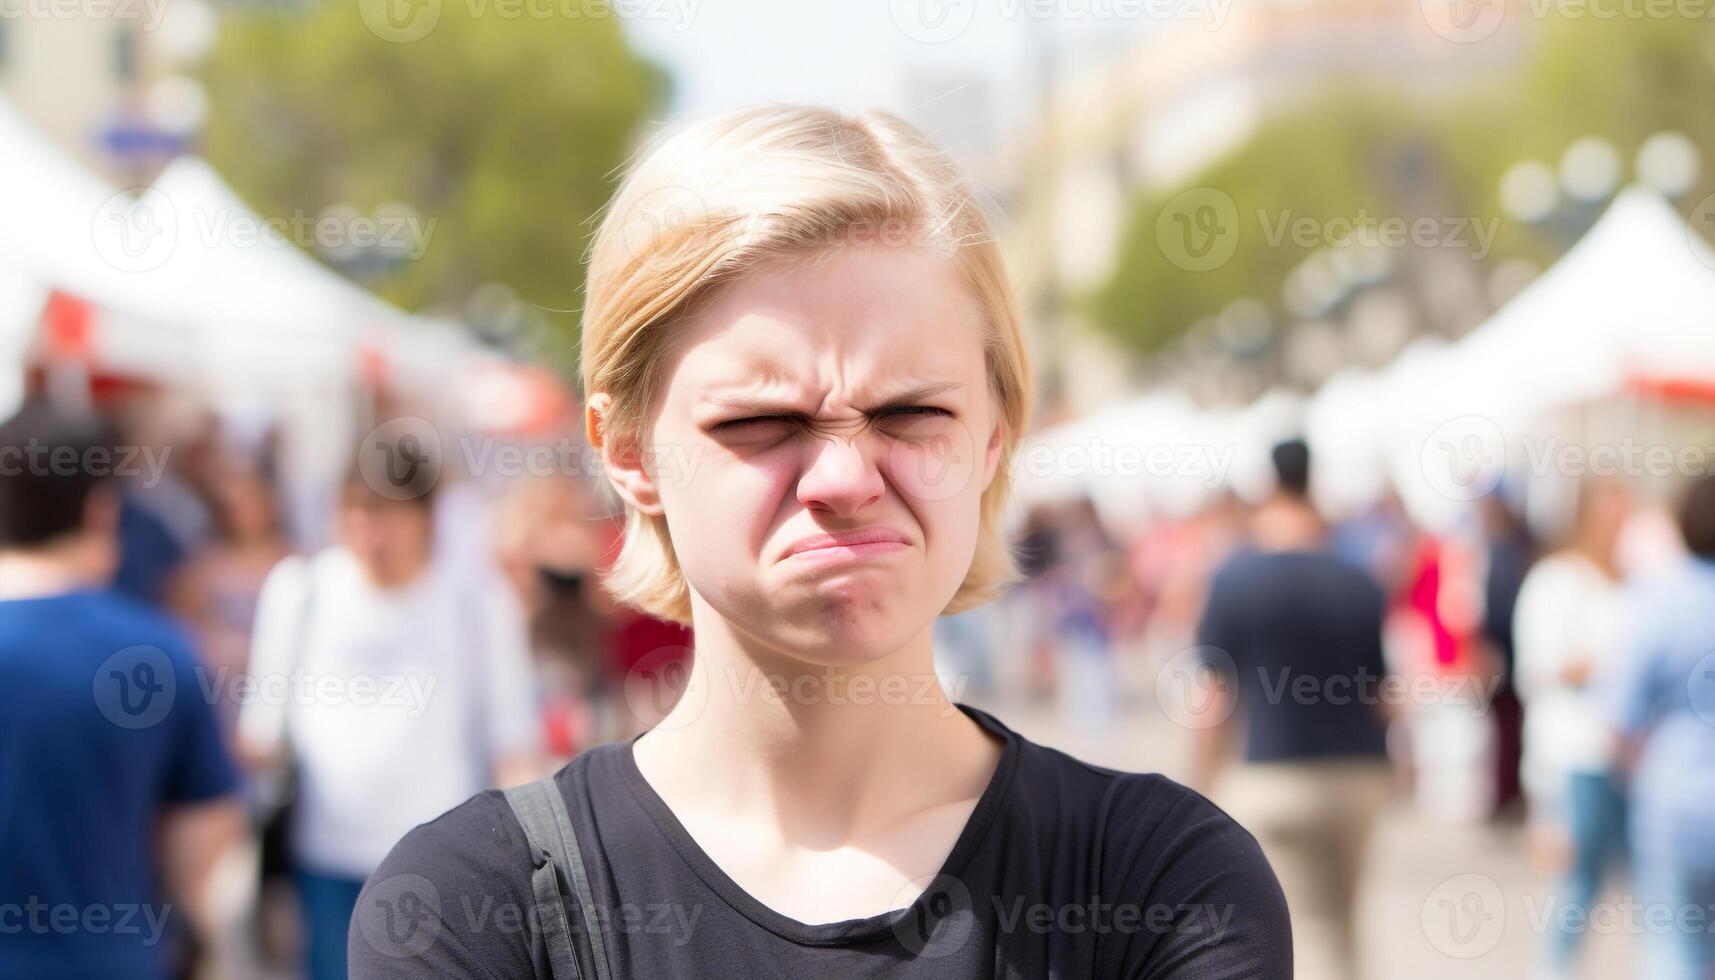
[199,0,666,349]
[1086,94,1448,353]
[1089,11,1715,357]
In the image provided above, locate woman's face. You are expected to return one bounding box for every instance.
[604,244,1005,667]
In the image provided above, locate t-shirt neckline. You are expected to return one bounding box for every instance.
[615,701,1021,947]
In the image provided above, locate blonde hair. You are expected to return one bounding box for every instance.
[581,104,1034,626]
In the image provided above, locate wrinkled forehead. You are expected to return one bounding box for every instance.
[663,246,990,408]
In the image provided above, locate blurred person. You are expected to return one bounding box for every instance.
[1477,489,1537,820]
[169,462,293,749]
[1040,497,1129,731]
[239,444,544,980]
[1604,474,1715,980]
[353,104,1289,978]
[1329,484,1414,595]
[1138,489,1245,656]
[1513,477,1632,980]
[0,400,243,979]
[495,472,621,754]
[110,391,218,608]
[1191,437,1392,980]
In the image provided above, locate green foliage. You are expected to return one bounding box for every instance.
[1089,11,1715,355]
[199,0,665,340]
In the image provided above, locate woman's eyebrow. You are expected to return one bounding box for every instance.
[704,381,965,415]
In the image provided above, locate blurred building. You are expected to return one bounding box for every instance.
[0,0,215,184]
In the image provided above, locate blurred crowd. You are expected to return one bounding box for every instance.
[5,382,1715,980]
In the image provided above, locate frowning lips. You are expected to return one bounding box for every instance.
[780,527,911,560]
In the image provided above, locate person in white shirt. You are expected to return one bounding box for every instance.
[238,445,543,980]
[1512,477,1632,980]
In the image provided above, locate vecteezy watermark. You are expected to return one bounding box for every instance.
[0,0,169,30]
[1418,0,1509,43]
[1419,414,1507,502]
[90,189,436,274]
[1154,645,1238,730]
[1011,439,1235,489]
[1421,873,1507,959]
[1522,892,1715,938]
[0,440,170,485]
[196,666,441,719]
[1419,417,1715,502]
[1156,188,1502,272]
[355,874,443,959]
[94,649,440,730]
[0,898,173,946]
[891,873,978,958]
[889,0,1232,45]
[1690,191,1715,253]
[992,897,1236,939]
[357,0,700,43]
[1421,0,1715,45]
[355,874,704,960]
[94,646,178,730]
[1154,648,1502,730]
[626,652,969,732]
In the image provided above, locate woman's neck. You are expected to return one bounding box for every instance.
[634,606,1000,843]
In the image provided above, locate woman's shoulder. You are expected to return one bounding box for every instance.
[985,719,1291,975]
[349,743,630,977]
[1007,728,1270,864]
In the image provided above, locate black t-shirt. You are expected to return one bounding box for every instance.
[349,704,1291,978]
[1196,547,1391,764]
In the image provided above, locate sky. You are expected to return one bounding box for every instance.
[620,0,1160,162]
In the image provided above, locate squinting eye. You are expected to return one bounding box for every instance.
[714,416,800,434]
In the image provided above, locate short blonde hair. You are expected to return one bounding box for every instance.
[581,104,1034,626]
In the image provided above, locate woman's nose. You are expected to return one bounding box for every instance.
[795,430,885,517]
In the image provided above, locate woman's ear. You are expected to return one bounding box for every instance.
[586,393,665,516]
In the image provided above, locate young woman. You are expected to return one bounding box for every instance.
[350,104,1289,978]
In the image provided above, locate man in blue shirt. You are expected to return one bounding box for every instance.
[1605,473,1715,980]
[0,400,242,978]
[1189,438,1395,980]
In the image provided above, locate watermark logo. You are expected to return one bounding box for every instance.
[1422,873,1506,958]
[1419,0,1507,43]
[359,0,442,42]
[92,188,178,274]
[617,184,708,262]
[889,0,976,43]
[1154,645,1237,730]
[1689,193,1715,271]
[1689,651,1715,728]
[356,874,443,958]
[1420,414,1506,501]
[93,646,176,729]
[1156,188,1240,273]
[891,873,976,957]
[358,416,444,500]
[621,645,699,731]
[885,412,980,504]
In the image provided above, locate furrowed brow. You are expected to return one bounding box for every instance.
[705,381,965,416]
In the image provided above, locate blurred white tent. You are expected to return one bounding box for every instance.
[1406,186,1715,433]
[0,271,46,419]
[0,98,166,348]
[1012,386,1303,532]
[1385,187,1715,530]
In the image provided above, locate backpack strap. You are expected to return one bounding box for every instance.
[502,774,612,980]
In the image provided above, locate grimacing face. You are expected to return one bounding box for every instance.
[594,243,1006,667]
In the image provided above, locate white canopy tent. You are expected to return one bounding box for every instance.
[1011,386,1304,532]
[1384,187,1715,530]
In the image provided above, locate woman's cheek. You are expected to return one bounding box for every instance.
[884,416,984,505]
